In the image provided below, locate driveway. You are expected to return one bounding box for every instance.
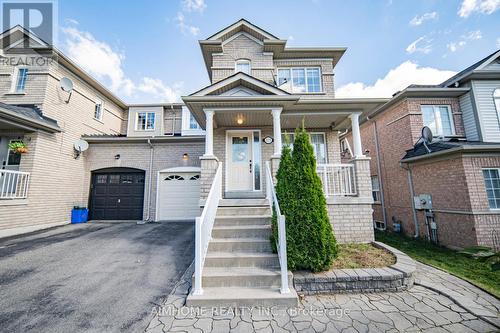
[0,221,194,333]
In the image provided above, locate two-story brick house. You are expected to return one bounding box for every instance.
[0,20,390,305]
[344,50,500,250]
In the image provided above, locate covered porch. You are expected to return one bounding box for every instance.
[0,104,61,200]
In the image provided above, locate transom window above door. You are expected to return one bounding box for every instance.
[136,112,155,131]
[277,67,322,93]
[235,59,251,75]
[421,105,454,136]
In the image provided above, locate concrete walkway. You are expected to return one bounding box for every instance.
[146,262,500,332]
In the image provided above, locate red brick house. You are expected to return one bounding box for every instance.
[343,50,500,250]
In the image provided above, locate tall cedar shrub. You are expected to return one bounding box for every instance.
[276,127,337,272]
[272,134,294,249]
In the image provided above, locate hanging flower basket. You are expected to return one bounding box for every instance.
[8,141,28,154]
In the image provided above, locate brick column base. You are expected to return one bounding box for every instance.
[200,156,219,204]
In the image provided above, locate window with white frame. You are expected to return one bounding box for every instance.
[421,105,454,136]
[482,168,500,209]
[189,113,201,129]
[94,100,103,121]
[373,220,386,230]
[181,107,204,135]
[235,59,251,75]
[12,67,28,93]
[371,175,381,203]
[136,112,155,131]
[277,67,322,93]
[281,132,327,164]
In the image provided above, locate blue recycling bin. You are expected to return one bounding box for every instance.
[71,207,89,224]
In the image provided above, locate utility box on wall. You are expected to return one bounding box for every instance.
[414,194,432,210]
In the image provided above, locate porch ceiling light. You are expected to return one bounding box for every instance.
[236,117,244,125]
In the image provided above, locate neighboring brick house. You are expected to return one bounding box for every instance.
[343,50,500,249]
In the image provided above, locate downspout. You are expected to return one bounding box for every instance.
[144,138,154,222]
[400,161,419,238]
[372,120,388,228]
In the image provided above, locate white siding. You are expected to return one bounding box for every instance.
[473,80,500,142]
[459,91,480,141]
[483,60,500,71]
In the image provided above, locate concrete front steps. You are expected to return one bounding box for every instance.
[186,199,298,307]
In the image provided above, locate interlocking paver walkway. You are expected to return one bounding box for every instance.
[146,262,500,333]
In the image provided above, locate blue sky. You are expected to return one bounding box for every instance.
[54,0,500,103]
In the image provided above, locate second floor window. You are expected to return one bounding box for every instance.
[421,105,454,136]
[277,67,322,93]
[235,59,251,74]
[189,113,201,129]
[13,68,28,93]
[136,112,155,131]
[94,101,103,121]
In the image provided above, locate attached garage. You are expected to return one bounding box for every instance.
[156,167,201,221]
[89,168,145,220]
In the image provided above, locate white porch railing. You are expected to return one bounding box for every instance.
[316,164,356,197]
[193,162,222,296]
[0,170,30,199]
[265,162,290,294]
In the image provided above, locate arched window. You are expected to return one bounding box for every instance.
[494,88,500,118]
[235,59,251,74]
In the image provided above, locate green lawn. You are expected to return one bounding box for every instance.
[375,230,500,298]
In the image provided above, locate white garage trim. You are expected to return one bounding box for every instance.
[155,167,201,222]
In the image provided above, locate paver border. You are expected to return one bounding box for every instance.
[293,241,416,295]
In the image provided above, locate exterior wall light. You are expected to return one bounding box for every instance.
[183,153,189,161]
[114,154,121,160]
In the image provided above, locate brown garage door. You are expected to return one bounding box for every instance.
[89,168,145,220]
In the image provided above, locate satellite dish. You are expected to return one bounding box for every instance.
[60,77,74,103]
[74,139,89,153]
[60,77,73,92]
[422,126,433,144]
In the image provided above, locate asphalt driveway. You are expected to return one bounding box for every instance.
[0,221,194,333]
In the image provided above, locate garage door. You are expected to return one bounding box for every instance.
[89,168,145,220]
[157,170,200,221]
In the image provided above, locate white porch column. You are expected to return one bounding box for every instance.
[204,109,214,157]
[350,112,364,158]
[272,108,282,157]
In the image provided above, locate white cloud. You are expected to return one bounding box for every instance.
[175,12,200,36]
[497,37,500,47]
[446,30,482,53]
[61,26,182,102]
[336,61,456,98]
[462,29,482,40]
[406,36,433,54]
[458,0,500,17]
[409,12,438,26]
[447,41,466,52]
[64,18,79,25]
[182,0,207,12]
[137,78,183,103]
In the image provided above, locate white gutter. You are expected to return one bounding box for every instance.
[144,138,154,222]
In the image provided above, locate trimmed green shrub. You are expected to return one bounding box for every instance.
[271,134,294,250]
[275,127,337,272]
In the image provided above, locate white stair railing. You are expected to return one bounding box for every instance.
[316,164,356,197]
[265,162,290,294]
[0,170,30,199]
[193,162,222,296]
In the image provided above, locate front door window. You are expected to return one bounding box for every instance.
[227,131,261,191]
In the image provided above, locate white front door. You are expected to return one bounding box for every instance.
[227,132,254,191]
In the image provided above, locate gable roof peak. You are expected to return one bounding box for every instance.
[205,18,279,42]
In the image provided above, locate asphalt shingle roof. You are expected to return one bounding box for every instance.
[0,102,60,129]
